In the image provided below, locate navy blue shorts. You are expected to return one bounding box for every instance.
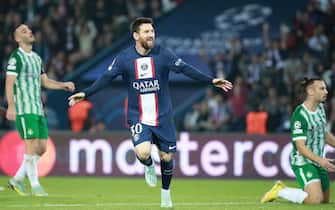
[129,119,177,153]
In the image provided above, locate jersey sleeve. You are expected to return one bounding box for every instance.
[6,53,21,76]
[38,56,46,74]
[83,55,124,97]
[164,48,213,84]
[291,112,308,141]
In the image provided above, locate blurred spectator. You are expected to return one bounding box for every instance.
[246,102,268,135]
[228,76,247,131]
[209,51,225,78]
[212,95,232,131]
[197,102,213,131]
[308,24,329,58]
[263,88,282,132]
[184,103,201,131]
[246,54,262,85]
[69,20,97,66]
[68,100,94,132]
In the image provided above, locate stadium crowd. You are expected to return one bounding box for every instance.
[0,0,181,130]
[183,0,335,134]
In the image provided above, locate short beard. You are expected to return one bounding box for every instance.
[141,41,153,50]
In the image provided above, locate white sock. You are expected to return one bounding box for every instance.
[278,187,308,204]
[13,154,30,181]
[26,154,40,188]
[161,188,172,204]
[33,155,41,164]
[161,188,170,194]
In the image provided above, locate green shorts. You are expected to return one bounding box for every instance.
[16,114,48,140]
[292,163,330,192]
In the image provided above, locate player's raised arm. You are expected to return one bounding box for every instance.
[165,49,233,91]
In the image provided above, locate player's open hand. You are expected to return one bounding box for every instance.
[319,158,335,172]
[212,78,233,92]
[68,92,85,106]
[63,82,75,92]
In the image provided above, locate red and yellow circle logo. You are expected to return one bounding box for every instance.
[0,131,56,176]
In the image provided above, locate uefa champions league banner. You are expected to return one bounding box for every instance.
[0,131,334,178]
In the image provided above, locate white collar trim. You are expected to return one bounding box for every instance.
[18,47,33,56]
[302,103,318,114]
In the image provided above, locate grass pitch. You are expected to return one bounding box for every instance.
[0,176,334,210]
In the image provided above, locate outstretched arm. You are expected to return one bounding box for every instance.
[41,74,75,91]
[175,62,233,92]
[166,49,233,92]
[68,62,121,106]
[68,74,114,106]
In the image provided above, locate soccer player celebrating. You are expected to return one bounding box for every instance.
[6,24,75,196]
[68,17,233,208]
[261,78,335,204]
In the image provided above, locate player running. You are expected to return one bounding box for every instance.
[68,17,232,208]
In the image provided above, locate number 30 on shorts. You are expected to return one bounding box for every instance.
[130,123,143,137]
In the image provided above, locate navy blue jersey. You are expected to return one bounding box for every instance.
[83,45,213,126]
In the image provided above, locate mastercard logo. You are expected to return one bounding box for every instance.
[0,131,56,176]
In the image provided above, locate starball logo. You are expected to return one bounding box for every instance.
[132,79,160,93]
[0,131,56,177]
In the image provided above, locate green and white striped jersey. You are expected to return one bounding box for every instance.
[290,103,326,166]
[6,48,45,115]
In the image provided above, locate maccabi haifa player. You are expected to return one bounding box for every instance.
[6,24,75,196]
[261,78,335,204]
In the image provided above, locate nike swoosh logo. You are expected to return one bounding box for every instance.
[168,145,176,150]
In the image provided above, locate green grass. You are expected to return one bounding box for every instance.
[0,176,334,210]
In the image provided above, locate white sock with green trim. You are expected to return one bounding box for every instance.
[278,187,308,204]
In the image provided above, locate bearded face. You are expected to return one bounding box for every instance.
[135,23,155,50]
[309,80,328,103]
[15,24,35,45]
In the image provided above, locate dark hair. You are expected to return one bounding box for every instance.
[300,77,323,93]
[12,24,21,41]
[130,17,153,33]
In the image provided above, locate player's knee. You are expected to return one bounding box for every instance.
[136,151,151,161]
[305,194,323,204]
[160,153,172,162]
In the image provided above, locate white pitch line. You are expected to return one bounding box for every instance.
[5,201,261,208]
